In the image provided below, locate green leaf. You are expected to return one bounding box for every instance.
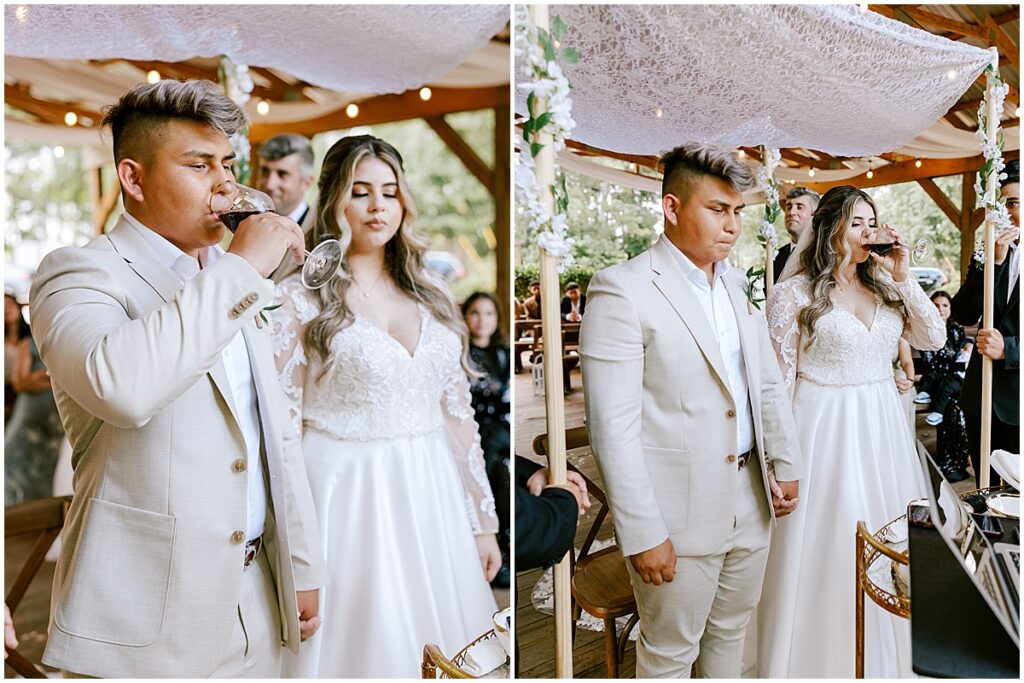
[750,268,765,277]
[530,141,544,158]
[551,15,566,42]
[526,91,536,118]
[538,29,556,62]
[263,303,282,312]
[534,111,552,131]
[562,47,580,64]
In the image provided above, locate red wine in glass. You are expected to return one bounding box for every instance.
[865,241,897,256]
[219,210,264,233]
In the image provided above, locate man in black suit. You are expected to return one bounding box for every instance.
[951,159,1019,486]
[560,281,586,322]
[260,134,315,281]
[515,456,588,570]
[773,186,820,277]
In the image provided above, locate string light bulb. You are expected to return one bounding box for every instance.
[808,168,816,178]
[147,70,161,84]
[64,112,77,126]
[915,159,922,168]
[256,100,270,116]
[345,103,359,118]
[419,87,432,101]
[866,169,874,179]
[737,149,745,159]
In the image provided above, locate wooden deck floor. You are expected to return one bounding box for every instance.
[513,357,972,679]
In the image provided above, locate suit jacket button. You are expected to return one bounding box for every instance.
[231,530,245,544]
[726,454,737,464]
[232,458,247,473]
[246,293,259,304]
[726,409,736,418]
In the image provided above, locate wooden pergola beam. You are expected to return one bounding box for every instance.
[964,5,1021,68]
[105,59,219,83]
[944,112,975,131]
[900,7,988,40]
[494,103,511,339]
[991,8,1019,25]
[247,66,314,102]
[4,83,101,126]
[805,150,1021,192]
[917,177,960,225]
[426,116,493,189]
[562,137,660,169]
[249,85,509,142]
[778,148,833,170]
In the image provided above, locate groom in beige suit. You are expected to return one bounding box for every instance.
[30,80,328,678]
[580,144,803,678]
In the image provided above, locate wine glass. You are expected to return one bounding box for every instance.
[212,184,342,290]
[861,225,931,265]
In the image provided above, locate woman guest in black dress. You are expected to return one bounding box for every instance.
[462,292,511,587]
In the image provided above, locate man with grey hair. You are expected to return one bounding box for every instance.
[256,133,315,226]
[580,143,802,677]
[773,186,820,276]
[30,79,327,678]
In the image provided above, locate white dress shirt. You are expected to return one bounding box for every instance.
[287,200,309,225]
[665,239,755,454]
[125,213,266,540]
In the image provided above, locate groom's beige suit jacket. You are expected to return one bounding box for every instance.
[30,217,328,678]
[580,235,803,558]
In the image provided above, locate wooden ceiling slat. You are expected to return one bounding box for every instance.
[806,149,1021,192]
[901,7,988,39]
[4,83,101,126]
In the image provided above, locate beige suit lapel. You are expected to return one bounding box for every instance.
[107,216,244,431]
[650,236,731,391]
[241,322,281,469]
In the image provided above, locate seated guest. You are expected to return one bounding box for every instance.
[523,279,542,319]
[5,290,30,423]
[560,282,586,322]
[914,290,971,427]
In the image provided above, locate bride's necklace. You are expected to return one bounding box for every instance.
[351,270,386,299]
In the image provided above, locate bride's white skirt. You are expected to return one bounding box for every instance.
[281,429,497,678]
[756,378,927,678]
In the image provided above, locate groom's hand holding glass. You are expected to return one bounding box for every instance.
[212,183,306,277]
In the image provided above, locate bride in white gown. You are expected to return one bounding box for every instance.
[272,135,500,678]
[758,186,945,677]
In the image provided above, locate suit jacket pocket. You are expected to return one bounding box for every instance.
[642,446,691,534]
[55,497,176,646]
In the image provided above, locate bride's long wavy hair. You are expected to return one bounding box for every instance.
[796,185,903,347]
[303,135,472,378]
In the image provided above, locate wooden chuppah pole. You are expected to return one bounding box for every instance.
[765,240,775,296]
[979,48,1000,489]
[527,4,573,677]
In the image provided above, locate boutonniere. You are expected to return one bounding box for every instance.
[745,267,766,314]
[255,303,282,329]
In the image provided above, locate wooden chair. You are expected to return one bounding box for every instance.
[421,644,475,678]
[5,495,72,678]
[533,427,638,678]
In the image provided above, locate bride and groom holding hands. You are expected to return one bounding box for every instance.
[580,144,946,678]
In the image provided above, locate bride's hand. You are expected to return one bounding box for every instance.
[868,223,909,283]
[476,534,502,582]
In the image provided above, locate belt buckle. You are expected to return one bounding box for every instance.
[243,536,262,569]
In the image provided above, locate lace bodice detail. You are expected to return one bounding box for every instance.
[766,274,945,391]
[272,276,497,534]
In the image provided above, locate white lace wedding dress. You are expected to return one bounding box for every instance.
[272,276,498,678]
[756,274,945,678]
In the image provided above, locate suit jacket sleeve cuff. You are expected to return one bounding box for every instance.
[1004,335,1019,370]
[771,460,802,482]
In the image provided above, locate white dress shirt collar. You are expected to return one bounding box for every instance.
[123,212,224,283]
[664,237,730,289]
[287,200,309,224]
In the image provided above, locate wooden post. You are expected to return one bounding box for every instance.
[765,240,774,296]
[979,49,999,488]
[529,5,572,678]
[495,103,512,340]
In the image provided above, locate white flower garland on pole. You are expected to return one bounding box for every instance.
[218,55,255,184]
[755,145,782,298]
[515,4,577,271]
[971,61,1012,267]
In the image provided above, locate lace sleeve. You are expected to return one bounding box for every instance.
[441,366,498,535]
[894,277,946,351]
[766,277,809,393]
[271,277,320,438]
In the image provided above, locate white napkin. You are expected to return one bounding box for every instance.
[991,450,1020,491]
[881,517,908,544]
[461,638,507,677]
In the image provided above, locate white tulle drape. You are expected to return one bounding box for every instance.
[4,4,508,95]
[529,4,992,156]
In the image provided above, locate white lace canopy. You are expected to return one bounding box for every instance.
[527,5,993,156]
[4,4,508,94]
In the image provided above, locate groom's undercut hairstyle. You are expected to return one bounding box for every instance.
[101,79,247,166]
[659,143,755,205]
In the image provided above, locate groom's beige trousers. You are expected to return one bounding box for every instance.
[625,460,771,678]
